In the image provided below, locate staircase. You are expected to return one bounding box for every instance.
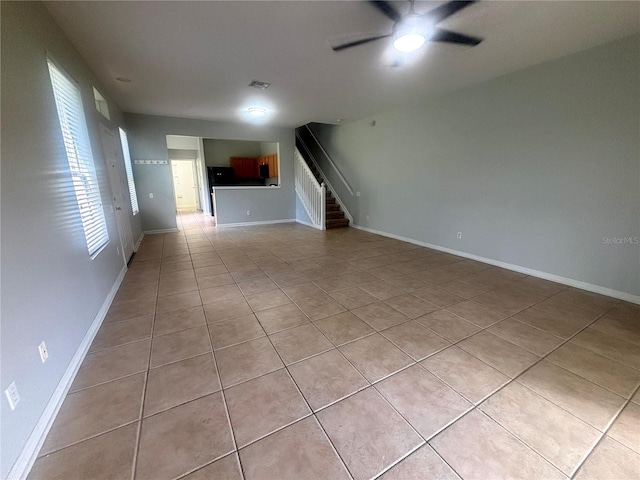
[306,161,349,229]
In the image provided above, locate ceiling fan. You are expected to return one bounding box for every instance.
[332,0,483,53]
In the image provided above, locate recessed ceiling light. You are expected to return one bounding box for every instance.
[248,107,267,116]
[115,76,132,83]
[248,80,271,90]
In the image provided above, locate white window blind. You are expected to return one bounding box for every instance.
[47,60,109,257]
[118,128,139,215]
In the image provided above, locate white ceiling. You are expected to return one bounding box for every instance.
[45,1,639,128]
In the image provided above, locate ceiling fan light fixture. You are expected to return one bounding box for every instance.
[247,106,267,117]
[392,15,432,52]
[393,33,425,52]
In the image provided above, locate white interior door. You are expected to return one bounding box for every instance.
[171,160,198,211]
[100,125,134,263]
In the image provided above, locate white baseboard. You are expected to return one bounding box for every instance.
[353,224,640,305]
[143,228,179,234]
[217,219,296,228]
[134,232,144,252]
[7,266,128,480]
[295,219,323,230]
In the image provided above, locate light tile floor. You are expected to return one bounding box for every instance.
[29,213,640,480]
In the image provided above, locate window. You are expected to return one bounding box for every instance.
[47,59,109,257]
[92,87,110,120]
[118,128,139,215]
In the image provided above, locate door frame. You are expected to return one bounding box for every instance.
[99,124,134,264]
[196,137,210,215]
[170,158,199,212]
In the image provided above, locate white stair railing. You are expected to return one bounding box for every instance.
[295,127,353,225]
[295,148,326,230]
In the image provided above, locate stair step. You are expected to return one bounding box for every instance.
[326,204,340,212]
[326,218,349,229]
[326,196,336,204]
[326,211,344,220]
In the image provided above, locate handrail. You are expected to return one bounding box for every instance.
[295,134,353,224]
[294,148,326,230]
[302,124,354,196]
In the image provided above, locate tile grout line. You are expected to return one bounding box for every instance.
[568,381,640,479]
[271,351,356,480]
[230,275,357,480]
[230,253,455,479]
[71,213,636,480]
[421,300,627,478]
[158,218,225,479]
[166,220,632,428]
[130,228,165,480]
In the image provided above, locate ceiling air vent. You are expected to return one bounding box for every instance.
[248,80,271,90]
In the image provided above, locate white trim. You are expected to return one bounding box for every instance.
[295,218,323,230]
[212,189,218,223]
[7,266,128,480]
[134,232,144,252]
[143,228,179,234]
[217,219,296,228]
[196,138,211,216]
[353,224,640,305]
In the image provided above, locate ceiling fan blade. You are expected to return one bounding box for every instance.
[332,34,392,52]
[369,1,402,22]
[431,28,482,46]
[427,1,478,24]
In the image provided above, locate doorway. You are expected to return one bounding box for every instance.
[171,159,199,212]
[99,125,134,263]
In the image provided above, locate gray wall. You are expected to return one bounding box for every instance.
[203,139,262,167]
[167,148,198,160]
[1,2,141,477]
[260,142,278,156]
[310,35,640,297]
[124,113,295,228]
[295,194,313,225]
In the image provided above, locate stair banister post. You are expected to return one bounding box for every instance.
[320,182,326,231]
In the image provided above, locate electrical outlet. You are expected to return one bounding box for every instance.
[366,215,370,221]
[149,193,154,198]
[38,341,49,363]
[457,232,462,239]
[356,192,361,197]
[5,381,20,410]
[246,210,251,216]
